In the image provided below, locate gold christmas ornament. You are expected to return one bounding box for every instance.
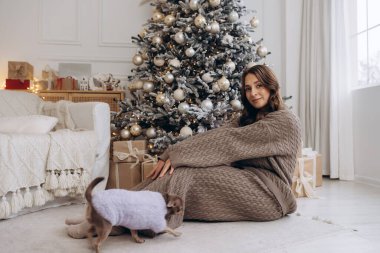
[146,127,157,138]
[152,11,164,22]
[130,124,142,136]
[209,0,221,8]
[164,14,176,26]
[189,0,199,10]
[139,29,147,38]
[180,126,193,138]
[194,14,207,28]
[143,81,155,92]
[217,76,230,91]
[156,92,167,105]
[132,54,143,66]
[134,80,144,90]
[230,99,242,111]
[212,82,221,93]
[164,72,175,84]
[153,57,165,67]
[120,128,131,139]
[173,88,186,101]
[250,17,259,28]
[152,35,163,45]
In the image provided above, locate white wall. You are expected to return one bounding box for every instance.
[352,86,380,185]
[0,0,152,87]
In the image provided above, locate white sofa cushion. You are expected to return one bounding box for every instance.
[0,115,58,134]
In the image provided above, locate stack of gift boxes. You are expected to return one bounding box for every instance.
[292,148,322,198]
[106,140,158,190]
[5,61,34,89]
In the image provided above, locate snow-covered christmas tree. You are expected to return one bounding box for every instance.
[112,0,269,154]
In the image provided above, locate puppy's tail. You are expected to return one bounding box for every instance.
[85,177,105,204]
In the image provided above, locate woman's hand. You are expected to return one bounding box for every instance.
[148,159,175,180]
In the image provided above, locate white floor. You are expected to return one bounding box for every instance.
[294,178,380,252]
[0,179,379,253]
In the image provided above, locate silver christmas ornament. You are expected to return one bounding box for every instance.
[178,102,190,113]
[169,58,181,68]
[201,99,213,111]
[230,99,242,111]
[174,31,185,44]
[156,92,167,105]
[185,26,192,33]
[212,83,220,93]
[185,47,195,57]
[189,0,199,10]
[153,57,165,67]
[217,76,230,91]
[164,72,174,84]
[132,54,143,66]
[202,72,213,83]
[194,14,207,28]
[250,17,259,28]
[130,124,142,137]
[205,25,211,32]
[224,60,236,72]
[221,34,234,45]
[173,88,185,101]
[143,81,154,92]
[228,11,239,23]
[209,0,221,8]
[152,35,163,46]
[257,45,268,57]
[120,128,131,139]
[164,15,176,26]
[146,127,157,139]
[210,21,220,33]
[180,126,193,138]
[152,11,164,22]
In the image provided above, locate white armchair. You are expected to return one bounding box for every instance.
[0,90,110,219]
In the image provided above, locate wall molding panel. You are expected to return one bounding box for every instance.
[39,0,81,45]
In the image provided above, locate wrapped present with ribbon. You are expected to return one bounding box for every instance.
[292,157,317,198]
[106,160,141,190]
[113,140,147,163]
[8,61,34,80]
[55,76,78,90]
[141,154,158,181]
[300,148,322,187]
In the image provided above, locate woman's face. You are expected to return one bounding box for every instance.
[244,73,270,109]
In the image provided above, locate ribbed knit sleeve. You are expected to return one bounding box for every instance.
[165,109,301,169]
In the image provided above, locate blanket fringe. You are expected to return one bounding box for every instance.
[0,196,11,219]
[33,186,46,206]
[24,187,33,208]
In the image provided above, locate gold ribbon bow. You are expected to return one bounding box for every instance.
[292,157,317,198]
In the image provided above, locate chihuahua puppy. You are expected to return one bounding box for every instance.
[85,177,183,253]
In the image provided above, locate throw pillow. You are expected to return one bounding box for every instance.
[0,115,58,134]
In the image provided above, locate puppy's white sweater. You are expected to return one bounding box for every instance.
[92,189,167,233]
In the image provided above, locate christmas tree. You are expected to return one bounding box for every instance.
[112,0,269,154]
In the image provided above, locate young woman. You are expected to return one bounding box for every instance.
[66,65,301,238]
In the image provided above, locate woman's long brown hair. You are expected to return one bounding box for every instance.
[239,65,284,126]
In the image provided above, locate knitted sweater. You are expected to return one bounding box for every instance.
[92,189,167,233]
[134,109,301,229]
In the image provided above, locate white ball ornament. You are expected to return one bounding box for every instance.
[180,126,193,138]
[173,88,186,101]
[202,72,213,83]
[132,54,143,66]
[250,17,259,28]
[146,127,157,139]
[230,99,242,111]
[120,129,131,139]
[164,72,174,84]
[178,102,190,113]
[217,76,230,91]
[212,83,220,93]
[185,47,195,57]
[143,81,154,92]
[257,45,268,57]
[224,60,236,72]
[209,0,221,8]
[152,36,163,45]
[156,93,167,105]
[185,26,192,33]
[205,25,211,32]
[174,31,185,44]
[130,124,142,137]
[164,15,176,26]
[189,0,199,10]
[201,99,213,111]
[154,57,165,67]
[228,11,239,22]
[194,14,207,28]
[210,21,220,33]
[169,58,181,68]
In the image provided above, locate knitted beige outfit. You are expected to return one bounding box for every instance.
[66,109,301,238]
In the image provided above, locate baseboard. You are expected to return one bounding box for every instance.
[355,175,380,188]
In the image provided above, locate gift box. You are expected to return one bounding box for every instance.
[55,76,78,90]
[141,154,158,180]
[106,160,141,190]
[113,140,147,163]
[8,61,34,80]
[5,79,30,89]
[292,158,316,198]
